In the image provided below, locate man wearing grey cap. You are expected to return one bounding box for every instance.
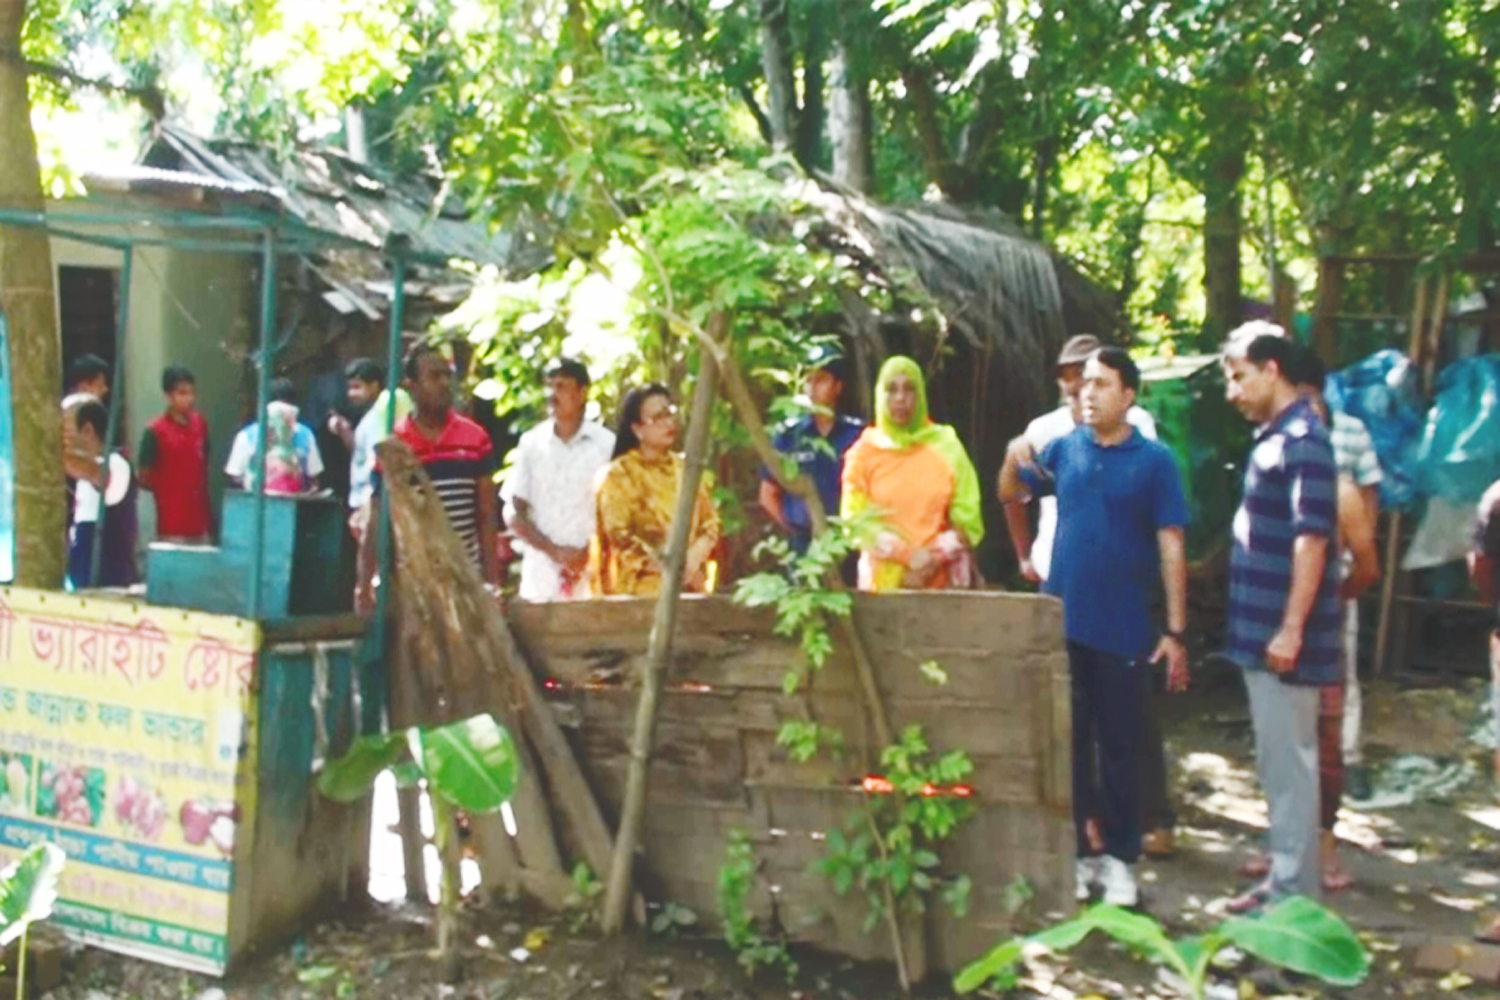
[1004,335,1160,583]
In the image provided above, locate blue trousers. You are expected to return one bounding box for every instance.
[1069,641,1146,862]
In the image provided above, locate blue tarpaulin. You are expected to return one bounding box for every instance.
[1325,349,1426,510]
[1415,354,1500,507]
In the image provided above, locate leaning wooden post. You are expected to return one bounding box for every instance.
[601,333,722,934]
[691,329,894,747]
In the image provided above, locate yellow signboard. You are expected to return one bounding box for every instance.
[0,587,259,974]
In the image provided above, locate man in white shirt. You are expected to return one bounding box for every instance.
[344,360,413,544]
[501,359,615,601]
[1001,334,1171,857]
[1005,335,1159,583]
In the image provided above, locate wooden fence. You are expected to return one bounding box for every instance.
[510,591,1072,974]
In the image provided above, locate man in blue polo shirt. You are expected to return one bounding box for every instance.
[759,348,864,578]
[1000,347,1189,908]
[1221,327,1341,912]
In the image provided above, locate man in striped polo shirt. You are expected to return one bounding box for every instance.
[1221,328,1341,912]
[356,344,500,612]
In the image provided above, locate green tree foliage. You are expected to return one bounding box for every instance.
[6,0,1500,587]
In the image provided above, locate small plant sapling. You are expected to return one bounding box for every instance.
[954,898,1370,1000]
[718,829,797,983]
[0,841,66,1000]
[317,714,519,977]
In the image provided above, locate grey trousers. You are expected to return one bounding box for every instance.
[1243,668,1322,901]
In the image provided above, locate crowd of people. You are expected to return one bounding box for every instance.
[340,344,990,605]
[57,320,1500,922]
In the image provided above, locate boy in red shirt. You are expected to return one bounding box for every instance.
[139,366,213,544]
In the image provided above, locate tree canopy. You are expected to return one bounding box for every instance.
[21,0,1500,338]
[5,0,1499,579]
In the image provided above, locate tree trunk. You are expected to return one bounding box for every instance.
[829,32,872,192]
[759,0,797,153]
[0,0,65,589]
[795,11,826,171]
[902,66,955,197]
[1116,159,1156,310]
[1202,142,1247,342]
[1031,134,1056,241]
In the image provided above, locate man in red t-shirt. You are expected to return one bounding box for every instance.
[138,366,213,544]
[355,345,500,612]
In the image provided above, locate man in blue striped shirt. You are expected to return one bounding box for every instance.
[1221,328,1341,912]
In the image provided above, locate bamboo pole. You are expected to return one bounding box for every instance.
[1377,271,1452,675]
[1373,274,1430,676]
[1422,269,1451,393]
[600,342,721,934]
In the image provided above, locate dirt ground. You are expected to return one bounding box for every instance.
[35,660,1500,1000]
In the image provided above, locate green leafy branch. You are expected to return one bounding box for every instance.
[818,725,975,933]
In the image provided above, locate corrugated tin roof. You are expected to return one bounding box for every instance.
[137,124,549,273]
[83,162,279,200]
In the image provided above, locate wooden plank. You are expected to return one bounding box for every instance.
[551,670,1049,733]
[512,591,1073,971]
[584,735,747,810]
[945,809,1074,877]
[1040,659,1073,810]
[517,593,1069,702]
[260,613,372,643]
[765,870,893,961]
[878,591,1065,659]
[742,730,854,788]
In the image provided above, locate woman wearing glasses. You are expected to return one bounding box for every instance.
[592,384,721,596]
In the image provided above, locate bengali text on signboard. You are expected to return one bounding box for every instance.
[0,587,259,974]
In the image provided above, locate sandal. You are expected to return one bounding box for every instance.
[1237,854,1270,879]
[1321,866,1354,892]
[1225,882,1275,915]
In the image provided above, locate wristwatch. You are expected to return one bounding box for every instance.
[1162,629,1185,643]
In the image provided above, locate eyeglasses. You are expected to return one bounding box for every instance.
[640,405,678,425]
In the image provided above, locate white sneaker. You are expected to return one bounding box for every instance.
[1100,856,1139,908]
[1075,858,1100,901]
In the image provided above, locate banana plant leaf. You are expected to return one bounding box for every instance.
[411,714,519,815]
[0,842,66,947]
[957,899,1368,995]
[1220,896,1370,987]
[954,904,1185,992]
[315,732,408,803]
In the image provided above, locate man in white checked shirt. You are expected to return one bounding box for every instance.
[502,359,615,601]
